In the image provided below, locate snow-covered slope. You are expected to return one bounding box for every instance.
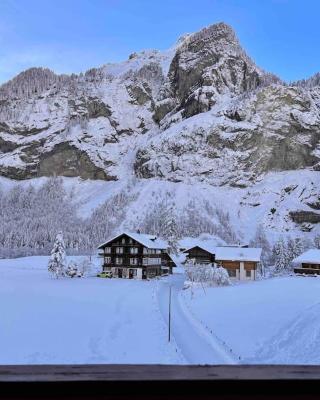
[0,22,319,245]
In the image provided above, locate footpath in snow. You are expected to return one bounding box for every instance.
[0,256,183,365]
[180,276,320,364]
[157,274,237,365]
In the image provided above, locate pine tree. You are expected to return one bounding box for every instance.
[48,232,67,278]
[165,214,179,255]
[250,224,272,275]
[273,237,289,274]
[287,237,303,264]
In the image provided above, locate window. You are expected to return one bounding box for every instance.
[143,258,161,265]
[115,257,122,265]
[246,269,251,278]
[130,247,138,254]
[121,238,126,244]
[116,247,123,254]
[130,269,137,276]
[228,269,236,277]
[130,258,138,265]
[156,249,162,254]
[105,257,111,264]
[104,247,111,254]
[143,248,149,254]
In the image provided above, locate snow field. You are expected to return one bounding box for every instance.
[181,276,320,364]
[0,257,183,365]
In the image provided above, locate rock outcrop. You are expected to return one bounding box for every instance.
[0,22,319,186]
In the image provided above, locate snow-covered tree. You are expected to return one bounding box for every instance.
[65,260,78,278]
[48,232,67,278]
[212,265,231,286]
[163,202,179,255]
[250,225,272,276]
[273,237,289,274]
[185,262,231,287]
[78,257,93,277]
[287,237,304,264]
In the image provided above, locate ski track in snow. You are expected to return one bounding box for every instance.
[157,274,237,365]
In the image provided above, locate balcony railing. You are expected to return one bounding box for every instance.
[294,268,320,275]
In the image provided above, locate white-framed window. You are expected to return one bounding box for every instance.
[156,249,162,254]
[116,247,123,254]
[105,257,111,264]
[121,238,126,244]
[104,247,111,254]
[142,258,162,266]
[130,258,138,265]
[130,247,138,254]
[150,258,161,265]
[143,247,149,254]
[115,257,123,265]
[129,238,133,244]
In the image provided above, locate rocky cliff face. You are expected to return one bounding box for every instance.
[0,22,319,186]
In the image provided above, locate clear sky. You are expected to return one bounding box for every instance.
[0,0,319,84]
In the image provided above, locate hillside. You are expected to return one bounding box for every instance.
[0,22,319,252]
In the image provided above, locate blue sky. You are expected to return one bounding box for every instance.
[0,0,319,84]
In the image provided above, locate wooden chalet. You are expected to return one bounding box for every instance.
[184,244,262,281]
[293,249,320,275]
[184,246,215,264]
[98,231,176,279]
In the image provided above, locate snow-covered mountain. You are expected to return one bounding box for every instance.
[0,22,319,248]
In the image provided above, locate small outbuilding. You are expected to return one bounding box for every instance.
[214,247,262,280]
[293,249,320,275]
[183,245,262,281]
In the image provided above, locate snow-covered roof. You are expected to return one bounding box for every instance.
[97,231,168,250]
[179,236,225,251]
[183,244,262,262]
[293,249,320,264]
[215,247,262,262]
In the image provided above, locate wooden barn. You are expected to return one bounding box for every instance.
[98,231,176,279]
[183,245,262,281]
[293,249,320,275]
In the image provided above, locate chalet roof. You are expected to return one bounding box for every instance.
[179,236,225,250]
[184,244,262,262]
[97,231,168,250]
[183,243,217,255]
[215,247,262,262]
[293,249,320,264]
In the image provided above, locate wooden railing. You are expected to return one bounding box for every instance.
[294,268,320,275]
[0,364,319,399]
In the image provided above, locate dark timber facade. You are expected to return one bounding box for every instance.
[184,246,215,264]
[98,232,176,279]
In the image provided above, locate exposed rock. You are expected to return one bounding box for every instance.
[37,143,114,180]
[289,211,320,224]
[154,23,265,125]
[0,138,18,153]
[0,22,319,189]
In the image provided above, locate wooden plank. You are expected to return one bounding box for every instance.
[1,364,320,382]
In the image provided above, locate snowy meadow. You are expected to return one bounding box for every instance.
[1,256,320,365]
